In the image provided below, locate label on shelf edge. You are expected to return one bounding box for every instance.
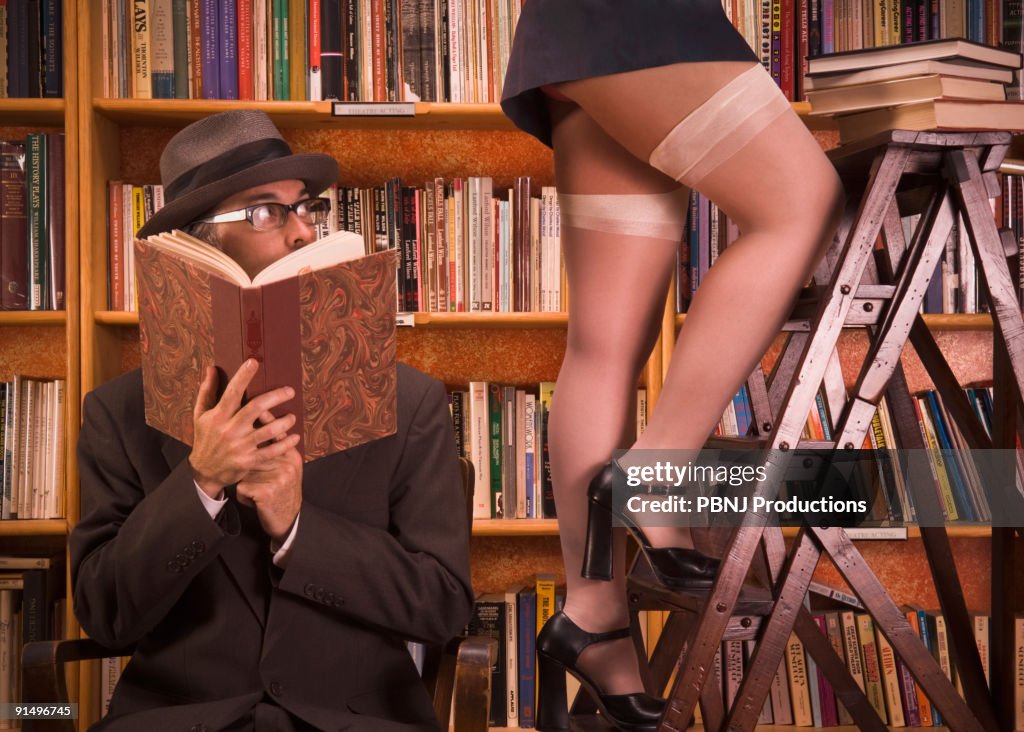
[332,102,415,117]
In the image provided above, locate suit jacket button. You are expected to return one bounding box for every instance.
[269,681,285,697]
[166,561,181,574]
[183,546,196,559]
[189,725,207,732]
[334,598,344,608]
[192,540,206,553]
[303,583,315,598]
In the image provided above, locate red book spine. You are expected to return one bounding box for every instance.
[371,0,385,100]
[780,0,794,101]
[796,0,808,101]
[308,0,321,98]
[238,0,254,99]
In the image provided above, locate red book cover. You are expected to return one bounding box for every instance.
[780,0,795,100]
[238,0,254,99]
[0,141,27,310]
[371,0,385,100]
[135,229,398,460]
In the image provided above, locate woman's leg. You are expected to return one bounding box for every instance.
[545,99,687,694]
[556,62,845,547]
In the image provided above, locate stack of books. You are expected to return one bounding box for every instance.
[805,38,1024,144]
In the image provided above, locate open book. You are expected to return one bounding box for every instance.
[134,229,399,461]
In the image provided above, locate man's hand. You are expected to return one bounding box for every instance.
[236,447,303,543]
[189,360,300,498]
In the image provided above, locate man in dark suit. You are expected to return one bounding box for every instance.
[70,110,475,732]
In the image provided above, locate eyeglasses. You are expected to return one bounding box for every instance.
[194,197,332,232]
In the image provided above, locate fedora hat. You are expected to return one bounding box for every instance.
[137,110,339,238]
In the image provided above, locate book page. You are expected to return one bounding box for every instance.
[138,229,367,286]
[253,229,366,285]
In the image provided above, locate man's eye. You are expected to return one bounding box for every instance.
[251,205,282,228]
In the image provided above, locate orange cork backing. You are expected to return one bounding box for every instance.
[0,326,67,380]
[120,127,554,190]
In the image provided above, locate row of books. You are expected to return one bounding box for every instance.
[452,384,647,521]
[100,0,522,102]
[0,376,67,521]
[0,135,66,311]
[0,557,66,731]
[677,183,994,315]
[0,0,63,98]
[108,177,566,314]
[465,573,1022,729]
[804,38,1024,144]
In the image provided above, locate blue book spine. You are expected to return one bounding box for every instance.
[688,191,699,300]
[517,589,537,728]
[217,0,238,99]
[733,386,752,436]
[172,0,189,98]
[915,608,941,725]
[200,0,220,98]
[42,0,62,97]
[925,391,976,521]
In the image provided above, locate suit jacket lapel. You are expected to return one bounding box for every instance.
[159,435,269,628]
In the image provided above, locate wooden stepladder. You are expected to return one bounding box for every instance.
[645,130,1024,732]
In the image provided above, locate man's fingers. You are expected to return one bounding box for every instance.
[218,359,260,412]
[236,385,296,425]
[193,366,219,418]
[256,433,301,460]
[252,413,297,446]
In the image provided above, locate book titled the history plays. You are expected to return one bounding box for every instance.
[134,229,399,461]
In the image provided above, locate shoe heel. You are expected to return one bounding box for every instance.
[536,651,570,731]
[581,497,613,580]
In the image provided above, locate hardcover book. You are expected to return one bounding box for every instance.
[807,36,1022,75]
[134,229,398,461]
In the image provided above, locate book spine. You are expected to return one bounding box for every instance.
[171,0,189,97]
[875,625,906,727]
[321,0,343,99]
[217,0,238,98]
[516,589,536,728]
[199,0,219,97]
[272,0,288,99]
[131,0,153,98]
[26,133,46,310]
[856,613,888,723]
[26,0,40,96]
[779,0,794,100]
[41,0,61,96]
[287,0,305,99]
[343,0,358,99]
[150,0,175,97]
[785,632,812,725]
[467,381,490,519]
[45,132,64,311]
[0,142,27,310]
[487,382,502,518]
[308,0,322,99]
[238,0,254,99]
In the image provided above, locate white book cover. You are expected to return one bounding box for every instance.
[467,381,491,518]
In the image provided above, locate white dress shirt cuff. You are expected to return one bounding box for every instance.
[195,482,227,519]
[271,514,300,568]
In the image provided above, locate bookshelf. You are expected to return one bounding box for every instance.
[0,0,1002,729]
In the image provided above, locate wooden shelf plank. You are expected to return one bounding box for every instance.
[0,99,66,126]
[93,100,520,130]
[472,519,559,536]
[676,312,994,330]
[93,99,823,131]
[468,521,991,538]
[0,520,68,536]
[95,310,570,328]
[0,311,67,326]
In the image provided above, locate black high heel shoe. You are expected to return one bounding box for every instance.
[535,612,664,732]
[582,461,720,588]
